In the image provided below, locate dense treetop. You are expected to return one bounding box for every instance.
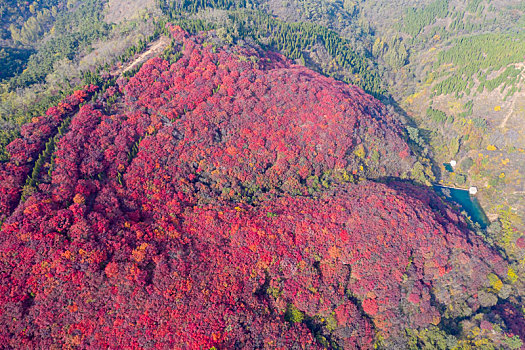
[0,27,522,349]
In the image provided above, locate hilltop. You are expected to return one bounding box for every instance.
[0,27,521,349]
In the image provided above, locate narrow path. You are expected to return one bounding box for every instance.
[500,91,518,129]
[112,36,170,76]
[500,64,525,129]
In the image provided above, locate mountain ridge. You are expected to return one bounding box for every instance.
[0,27,520,349]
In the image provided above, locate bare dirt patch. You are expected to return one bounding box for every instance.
[113,36,170,77]
[105,0,156,24]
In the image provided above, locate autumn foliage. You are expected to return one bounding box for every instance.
[0,27,518,348]
[0,85,97,222]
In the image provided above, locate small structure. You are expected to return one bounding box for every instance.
[469,186,478,195]
[450,160,457,167]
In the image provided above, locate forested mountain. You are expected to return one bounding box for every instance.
[361,0,525,279]
[0,0,524,349]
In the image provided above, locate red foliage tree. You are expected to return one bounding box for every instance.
[0,30,518,349]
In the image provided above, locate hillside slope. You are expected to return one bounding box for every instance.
[357,0,525,243]
[0,27,521,349]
